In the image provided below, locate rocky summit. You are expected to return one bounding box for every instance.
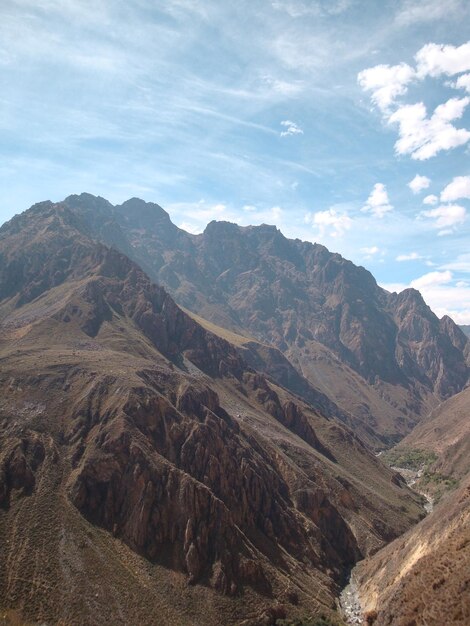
[0,195,468,626]
[63,194,470,447]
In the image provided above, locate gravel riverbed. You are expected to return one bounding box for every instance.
[339,463,434,624]
[339,576,363,625]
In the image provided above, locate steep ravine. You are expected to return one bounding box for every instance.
[338,467,432,625]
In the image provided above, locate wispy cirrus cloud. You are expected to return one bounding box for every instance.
[271,0,353,18]
[395,0,467,26]
[396,251,423,261]
[280,120,304,136]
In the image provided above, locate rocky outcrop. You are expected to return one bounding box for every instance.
[0,435,45,506]
[45,194,469,446]
[356,476,470,626]
[0,196,430,624]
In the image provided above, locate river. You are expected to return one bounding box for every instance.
[338,465,434,624]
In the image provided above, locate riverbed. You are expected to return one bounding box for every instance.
[338,465,434,624]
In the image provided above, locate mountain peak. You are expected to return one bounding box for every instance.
[204,219,240,234]
[114,197,174,231]
[64,193,114,212]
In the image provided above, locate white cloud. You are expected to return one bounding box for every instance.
[423,194,438,205]
[439,309,470,324]
[358,42,470,116]
[168,199,234,225]
[306,208,353,238]
[420,203,467,232]
[280,120,304,137]
[359,42,470,161]
[382,268,470,324]
[248,205,283,222]
[408,174,431,194]
[389,97,470,160]
[179,221,203,234]
[440,253,470,272]
[415,42,470,78]
[361,183,393,217]
[271,0,320,17]
[361,245,380,255]
[262,75,305,96]
[451,73,470,94]
[440,175,470,202]
[357,63,415,112]
[410,270,453,289]
[396,252,423,261]
[271,0,352,17]
[395,0,466,26]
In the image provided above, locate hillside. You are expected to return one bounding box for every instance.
[400,385,470,481]
[355,475,470,626]
[0,200,424,625]
[55,193,470,449]
[460,325,470,339]
[353,381,470,625]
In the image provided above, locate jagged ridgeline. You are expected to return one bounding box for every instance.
[57,194,470,446]
[0,195,468,625]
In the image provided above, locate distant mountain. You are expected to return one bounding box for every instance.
[0,199,424,625]
[58,193,469,448]
[460,324,470,338]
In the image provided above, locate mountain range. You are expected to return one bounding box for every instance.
[48,194,470,447]
[0,194,468,626]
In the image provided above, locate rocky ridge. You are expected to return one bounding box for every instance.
[54,193,470,448]
[0,199,425,625]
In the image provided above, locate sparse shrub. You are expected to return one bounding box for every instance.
[381,447,437,470]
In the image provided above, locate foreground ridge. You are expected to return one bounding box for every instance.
[0,195,467,625]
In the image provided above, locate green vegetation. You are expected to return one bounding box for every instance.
[420,470,459,503]
[381,446,460,503]
[381,447,437,470]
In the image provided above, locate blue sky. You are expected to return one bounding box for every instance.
[1,0,470,321]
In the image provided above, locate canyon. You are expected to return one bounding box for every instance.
[0,195,468,625]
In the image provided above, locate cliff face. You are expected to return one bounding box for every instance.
[52,194,469,447]
[356,475,470,626]
[354,376,470,626]
[400,384,470,482]
[0,201,424,625]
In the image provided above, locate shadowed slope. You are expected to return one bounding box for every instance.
[356,476,470,626]
[52,194,470,448]
[0,201,424,625]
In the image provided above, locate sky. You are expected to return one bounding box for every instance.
[1,0,470,322]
